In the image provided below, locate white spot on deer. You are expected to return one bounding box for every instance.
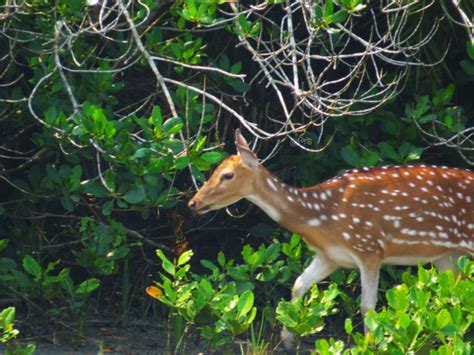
[267,178,278,192]
[307,218,321,227]
[342,232,351,241]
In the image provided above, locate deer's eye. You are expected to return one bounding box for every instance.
[222,172,234,181]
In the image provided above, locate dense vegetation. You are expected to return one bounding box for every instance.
[0,0,473,353]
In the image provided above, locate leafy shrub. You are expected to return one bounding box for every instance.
[314,257,474,354]
[0,307,36,355]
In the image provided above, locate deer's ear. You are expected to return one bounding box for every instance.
[235,129,258,170]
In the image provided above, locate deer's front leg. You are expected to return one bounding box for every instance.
[281,253,337,350]
[359,260,380,334]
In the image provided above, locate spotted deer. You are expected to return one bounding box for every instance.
[188,129,474,347]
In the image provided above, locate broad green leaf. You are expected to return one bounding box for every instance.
[442,84,455,104]
[407,147,424,161]
[102,200,114,216]
[150,106,163,127]
[324,0,334,18]
[70,165,82,192]
[177,250,193,266]
[341,146,360,167]
[331,10,347,24]
[1,307,16,325]
[162,117,184,135]
[156,250,175,276]
[75,278,100,294]
[132,148,150,159]
[200,151,224,164]
[173,156,190,169]
[217,251,226,267]
[122,186,146,204]
[378,142,399,161]
[22,255,41,279]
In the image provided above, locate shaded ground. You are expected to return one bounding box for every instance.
[1,320,328,355]
[1,321,288,354]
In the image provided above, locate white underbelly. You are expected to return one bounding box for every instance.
[326,246,358,268]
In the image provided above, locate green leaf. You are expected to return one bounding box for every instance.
[341,146,360,167]
[177,250,193,266]
[173,156,190,169]
[442,84,455,104]
[344,318,353,334]
[162,117,184,135]
[194,135,207,152]
[361,151,379,166]
[237,290,254,318]
[132,148,150,159]
[378,142,399,161]
[156,250,176,276]
[75,278,100,295]
[237,14,250,33]
[150,106,163,127]
[45,107,57,124]
[0,239,8,253]
[122,186,146,204]
[102,200,114,216]
[217,251,226,267]
[460,59,474,75]
[22,255,41,280]
[230,61,242,74]
[1,307,16,325]
[70,165,82,192]
[200,151,223,164]
[331,10,348,24]
[324,0,334,18]
[407,147,424,161]
[229,79,250,93]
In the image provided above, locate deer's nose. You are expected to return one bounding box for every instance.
[188,199,197,210]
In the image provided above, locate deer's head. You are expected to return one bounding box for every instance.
[188,130,260,214]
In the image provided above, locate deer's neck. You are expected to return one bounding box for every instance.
[245,167,330,233]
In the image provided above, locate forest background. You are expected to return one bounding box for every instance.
[0,0,473,354]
